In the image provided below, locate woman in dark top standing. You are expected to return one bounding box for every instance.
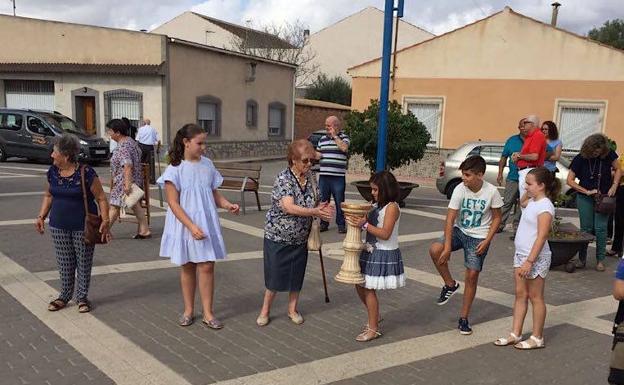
[35,134,111,312]
[567,134,621,271]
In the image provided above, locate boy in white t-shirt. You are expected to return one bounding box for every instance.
[429,155,503,335]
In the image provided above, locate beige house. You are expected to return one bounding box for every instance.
[349,7,624,160]
[307,7,433,85]
[0,15,296,158]
[152,12,293,51]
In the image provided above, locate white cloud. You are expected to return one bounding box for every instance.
[0,0,619,36]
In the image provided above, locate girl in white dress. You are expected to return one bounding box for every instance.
[495,167,559,349]
[347,171,405,342]
[158,124,240,329]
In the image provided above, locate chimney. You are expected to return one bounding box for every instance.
[551,2,561,27]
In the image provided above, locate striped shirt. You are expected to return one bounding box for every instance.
[316,132,350,176]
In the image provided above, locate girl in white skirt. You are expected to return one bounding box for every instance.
[347,171,404,342]
[495,167,559,350]
[159,124,240,329]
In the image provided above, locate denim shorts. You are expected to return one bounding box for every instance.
[437,227,489,272]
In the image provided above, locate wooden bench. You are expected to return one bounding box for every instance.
[214,162,262,215]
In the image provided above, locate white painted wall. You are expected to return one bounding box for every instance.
[152,12,238,49]
[308,7,433,84]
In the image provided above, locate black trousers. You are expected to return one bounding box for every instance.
[138,143,156,184]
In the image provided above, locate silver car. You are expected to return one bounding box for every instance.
[436,141,575,206]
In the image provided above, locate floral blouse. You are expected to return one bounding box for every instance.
[264,168,318,245]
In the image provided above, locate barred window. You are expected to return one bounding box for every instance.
[104,89,143,128]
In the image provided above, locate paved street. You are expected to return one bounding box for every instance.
[0,159,618,385]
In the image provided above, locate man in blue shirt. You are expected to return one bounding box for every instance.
[496,118,527,233]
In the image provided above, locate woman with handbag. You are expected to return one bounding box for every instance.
[567,134,621,271]
[256,139,334,327]
[35,134,111,313]
[106,119,150,239]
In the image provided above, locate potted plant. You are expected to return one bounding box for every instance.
[548,211,594,273]
[344,99,430,206]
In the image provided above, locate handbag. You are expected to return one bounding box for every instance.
[307,174,322,251]
[80,165,106,245]
[596,193,617,215]
[123,183,145,209]
[609,302,624,384]
[593,161,616,215]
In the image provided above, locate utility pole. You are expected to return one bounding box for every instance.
[376,0,404,172]
[13,0,16,16]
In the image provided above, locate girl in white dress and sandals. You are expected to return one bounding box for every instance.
[347,171,405,342]
[495,167,559,350]
[158,124,240,329]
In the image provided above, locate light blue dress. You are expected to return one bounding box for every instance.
[158,157,226,265]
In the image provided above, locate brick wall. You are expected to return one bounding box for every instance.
[294,104,349,140]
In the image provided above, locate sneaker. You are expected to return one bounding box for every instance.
[436,282,460,305]
[338,226,347,234]
[458,318,473,335]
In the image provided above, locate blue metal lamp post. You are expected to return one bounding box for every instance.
[376,0,404,172]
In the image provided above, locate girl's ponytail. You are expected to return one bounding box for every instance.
[167,124,205,166]
[528,167,561,202]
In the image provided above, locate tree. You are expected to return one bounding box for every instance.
[228,20,318,87]
[588,19,624,50]
[344,99,430,173]
[305,73,352,106]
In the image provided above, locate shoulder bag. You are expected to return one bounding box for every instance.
[593,160,616,215]
[81,166,106,245]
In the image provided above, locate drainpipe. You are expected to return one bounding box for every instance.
[551,2,561,27]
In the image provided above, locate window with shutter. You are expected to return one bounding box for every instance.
[404,97,444,148]
[196,96,221,136]
[246,100,258,128]
[268,102,285,137]
[556,100,605,153]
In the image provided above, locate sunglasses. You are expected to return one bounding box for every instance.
[299,158,311,164]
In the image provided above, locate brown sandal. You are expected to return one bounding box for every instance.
[77,301,91,313]
[48,299,66,312]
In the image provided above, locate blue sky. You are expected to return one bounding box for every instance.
[0,1,620,36]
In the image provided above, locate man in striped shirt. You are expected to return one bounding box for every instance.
[315,116,350,233]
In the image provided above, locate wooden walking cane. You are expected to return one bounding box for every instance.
[318,247,330,303]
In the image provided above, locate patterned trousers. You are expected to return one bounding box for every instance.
[50,227,95,303]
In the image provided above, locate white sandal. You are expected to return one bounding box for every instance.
[514,335,544,350]
[494,332,521,346]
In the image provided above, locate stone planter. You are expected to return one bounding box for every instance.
[548,229,594,273]
[351,180,419,207]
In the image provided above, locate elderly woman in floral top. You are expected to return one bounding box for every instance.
[256,139,334,327]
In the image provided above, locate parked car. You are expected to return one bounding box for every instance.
[0,108,109,163]
[307,129,326,172]
[436,141,576,207]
